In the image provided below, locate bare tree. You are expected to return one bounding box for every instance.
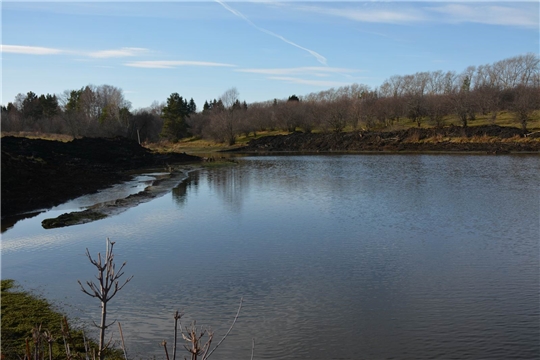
[219,87,240,145]
[78,239,133,360]
[162,299,244,360]
[406,94,426,127]
[324,98,349,133]
[424,94,449,127]
[511,85,540,132]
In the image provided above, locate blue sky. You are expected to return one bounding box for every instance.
[2,1,538,110]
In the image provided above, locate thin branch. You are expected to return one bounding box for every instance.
[203,297,243,360]
[82,331,90,360]
[162,341,170,360]
[173,310,183,360]
[118,322,128,360]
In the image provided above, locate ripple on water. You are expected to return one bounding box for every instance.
[2,155,539,360]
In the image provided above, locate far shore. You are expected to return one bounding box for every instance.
[2,125,538,229]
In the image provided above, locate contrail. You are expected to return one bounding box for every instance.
[215,0,327,65]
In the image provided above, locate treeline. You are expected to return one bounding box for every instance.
[1,84,171,143]
[2,54,539,144]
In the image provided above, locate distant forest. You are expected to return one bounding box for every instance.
[2,53,539,144]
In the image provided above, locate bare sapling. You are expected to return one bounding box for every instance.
[78,238,133,360]
[164,298,244,360]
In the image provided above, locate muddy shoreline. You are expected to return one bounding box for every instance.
[40,168,196,229]
[3,126,538,226]
[1,136,201,222]
[234,125,540,154]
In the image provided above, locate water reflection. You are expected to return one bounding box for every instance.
[172,171,199,206]
[2,154,539,360]
[206,166,251,213]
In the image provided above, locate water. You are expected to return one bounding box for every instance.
[2,154,539,359]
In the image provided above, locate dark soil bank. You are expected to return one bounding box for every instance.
[1,136,200,219]
[237,125,540,153]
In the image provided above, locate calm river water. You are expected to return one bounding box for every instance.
[2,154,539,359]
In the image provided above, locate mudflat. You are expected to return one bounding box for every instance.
[1,136,201,219]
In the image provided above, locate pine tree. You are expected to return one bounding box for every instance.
[288,94,300,102]
[203,100,210,113]
[188,98,197,114]
[160,93,191,142]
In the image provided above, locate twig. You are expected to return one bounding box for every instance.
[118,322,128,360]
[203,297,243,360]
[61,317,72,359]
[162,340,170,360]
[25,338,31,360]
[82,331,90,360]
[43,330,54,360]
[173,310,183,360]
[251,338,255,360]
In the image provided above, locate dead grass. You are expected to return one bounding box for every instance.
[436,134,540,144]
[3,110,539,151]
[404,132,421,143]
[1,131,75,142]
[144,138,238,154]
[144,130,289,154]
[383,111,540,132]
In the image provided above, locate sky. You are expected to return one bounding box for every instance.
[1,1,539,110]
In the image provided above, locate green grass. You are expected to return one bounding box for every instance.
[1,279,123,359]
[148,111,540,154]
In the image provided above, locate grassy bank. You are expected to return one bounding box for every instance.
[1,279,122,359]
[145,112,540,154]
[3,111,539,155]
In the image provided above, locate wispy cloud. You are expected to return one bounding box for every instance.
[124,60,236,69]
[1,44,64,55]
[214,0,327,65]
[88,47,149,58]
[290,2,538,28]
[236,67,360,75]
[2,44,152,59]
[297,4,425,24]
[268,77,351,87]
[429,4,539,28]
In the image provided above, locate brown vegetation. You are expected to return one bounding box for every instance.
[235,125,540,153]
[2,54,539,146]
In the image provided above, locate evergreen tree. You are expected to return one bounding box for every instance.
[160,92,190,142]
[216,99,225,111]
[39,94,59,118]
[188,98,197,114]
[203,100,210,113]
[288,94,300,102]
[66,89,83,113]
[22,91,42,120]
[232,99,242,111]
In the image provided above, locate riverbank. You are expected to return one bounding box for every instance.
[40,167,196,229]
[1,136,202,222]
[3,126,538,224]
[233,125,540,153]
[1,279,123,359]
